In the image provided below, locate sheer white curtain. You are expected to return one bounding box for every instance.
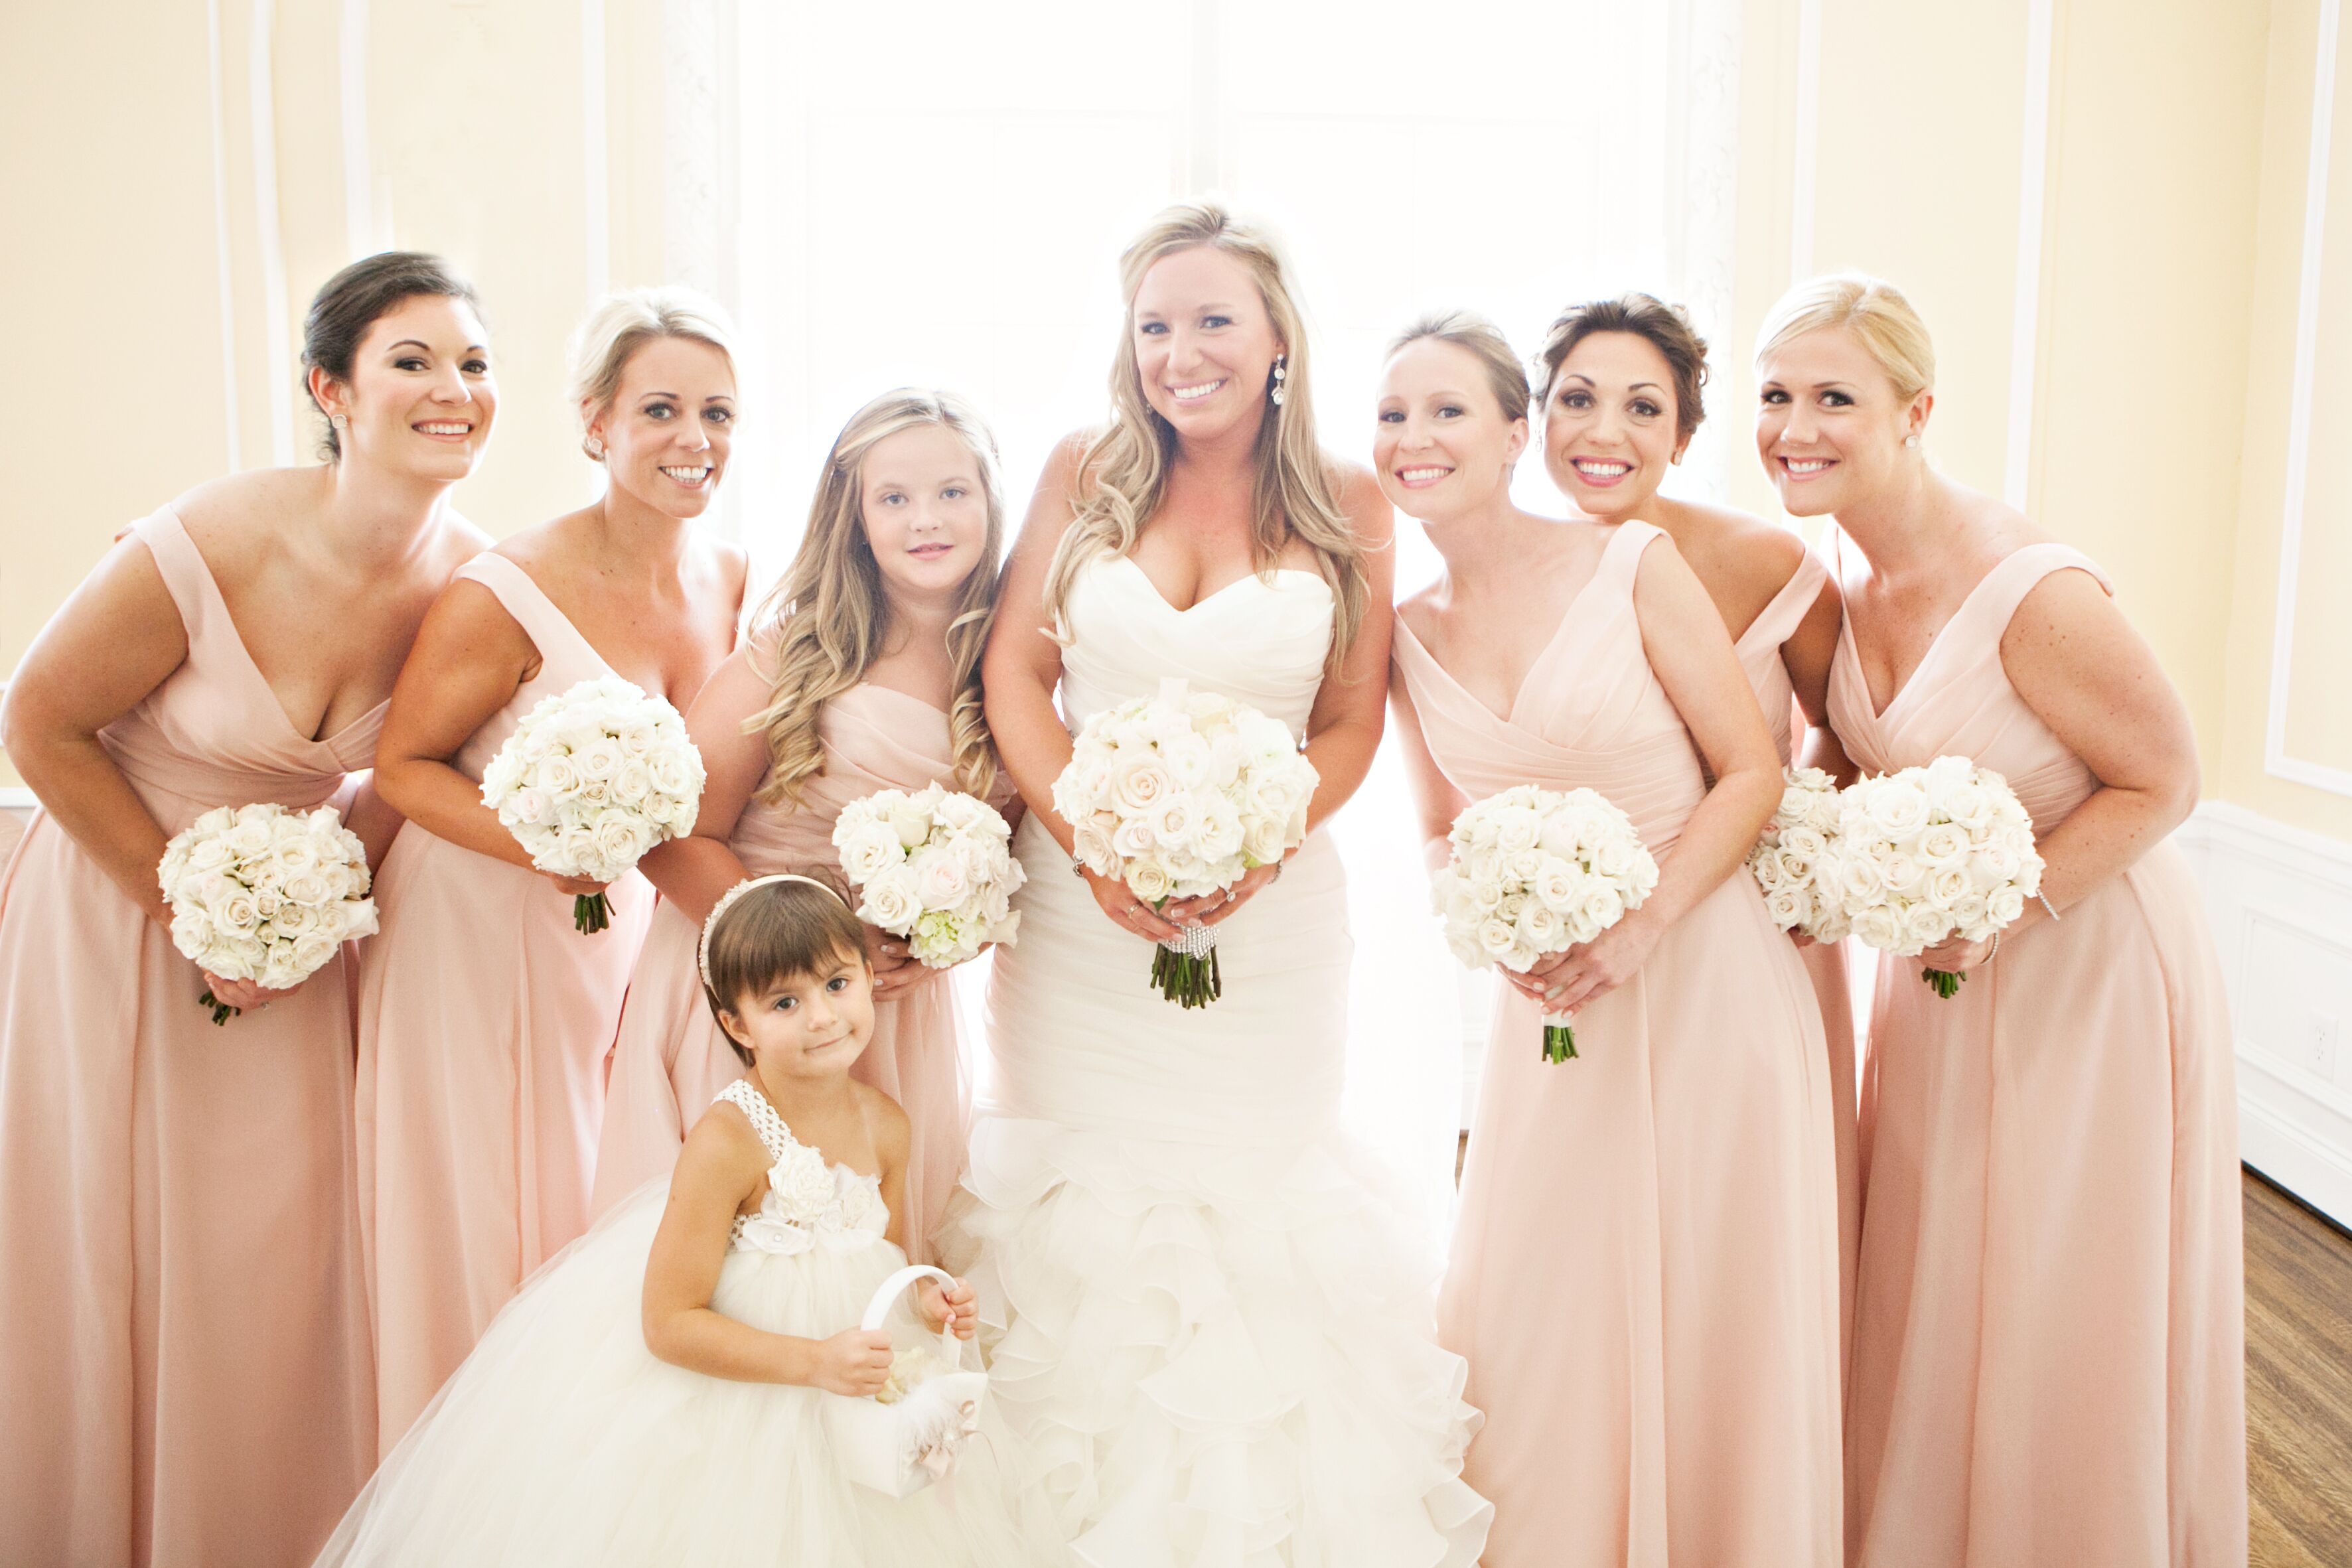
[682,0,1743,1249]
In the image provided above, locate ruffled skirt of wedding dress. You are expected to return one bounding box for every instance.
[313,1180,1055,1567]
[936,823,1492,1568]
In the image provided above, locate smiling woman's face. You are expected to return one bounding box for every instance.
[1128,244,1284,446]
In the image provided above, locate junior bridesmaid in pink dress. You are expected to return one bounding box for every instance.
[1538,294,1862,1380]
[1756,274,2244,1567]
[1380,314,1842,1567]
[0,255,495,1567]
[358,287,749,1455]
[593,389,1016,1261]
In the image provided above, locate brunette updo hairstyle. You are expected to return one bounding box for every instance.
[299,251,484,460]
[1535,292,1710,447]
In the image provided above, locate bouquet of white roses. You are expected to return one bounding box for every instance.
[1433,784,1660,1063]
[1051,677,1317,1007]
[1748,765,1851,942]
[157,802,379,1025]
[1822,754,2045,997]
[831,784,1024,967]
[478,676,705,934]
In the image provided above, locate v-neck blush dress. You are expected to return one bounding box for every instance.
[1392,521,1842,1567]
[1729,547,1862,1381]
[0,508,378,1566]
[354,553,656,1456]
[593,676,986,1263]
[1826,529,2244,1568]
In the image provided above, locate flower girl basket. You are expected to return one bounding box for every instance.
[822,1264,990,1498]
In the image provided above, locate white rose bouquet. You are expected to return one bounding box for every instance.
[1433,784,1660,1063]
[157,802,379,1025]
[478,676,705,934]
[1748,765,1851,942]
[831,784,1024,967]
[1051,677,1318,1008]
[1821,754,2045,997]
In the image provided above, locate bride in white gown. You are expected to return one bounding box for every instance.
[936,202,1490,1566]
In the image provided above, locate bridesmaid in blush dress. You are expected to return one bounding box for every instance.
[1534,293,1861,1379]
[358,287,748,1455]
[1380,313,1841,1567]
[0,254,495,1567]
[1756,274,2244,1568]
[593,389,1017,1261]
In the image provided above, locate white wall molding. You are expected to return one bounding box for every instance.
[1788,0,1820,284]
[2001,0,2056,509]
[0,790,34,812]
[338,0,372,258]
[581,0,610,302]
[206,0,244,472]
[2266,0,2352,798]
[2177,800,2352,1227]
[247,0,294,467]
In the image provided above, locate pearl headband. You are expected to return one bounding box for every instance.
[697,873,853,991]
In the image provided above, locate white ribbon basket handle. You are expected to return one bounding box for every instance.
[824,1263,990,1498]
[861,1263,967,1362]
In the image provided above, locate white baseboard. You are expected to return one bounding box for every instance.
[0,789,33,811]
[2176,800,2352,1229]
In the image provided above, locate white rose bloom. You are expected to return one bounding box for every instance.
[911,847,971,910]
[1581,885,1625,931]
[1476,916,1519,960]
[1125,859,1174,903]
[1242,818,1287,868]
[1986,885,2027,927]
[589,810,648,876]
[1764,885,1810,929]
[1862,780,1931,837]
[838,823,904,885]
[1852,904,1905,952]
[863,867,924,931]
[1070,822,1118,876]
[1902,901,1953,950]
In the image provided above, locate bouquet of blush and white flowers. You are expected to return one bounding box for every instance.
[1433,784,1660,1063]
[1052,677,1318,1007]
[831,784,1024,967]
[1821,754,2045,997]
[157,802,379,1024]
[478,676,705,934]
[1748,765,1851,942]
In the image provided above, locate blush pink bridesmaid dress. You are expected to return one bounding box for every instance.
[354,553,656,1457]
[1826,530,2245,1568]
[591,677,986,1263]
[0,508,375,1566]
[1393,521,1843,1568]
[1730,546,1861,1380]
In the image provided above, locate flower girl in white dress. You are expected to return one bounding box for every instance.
[315,875,1053,1567]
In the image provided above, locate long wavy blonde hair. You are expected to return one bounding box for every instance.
[744,390,1006,806]
[1041,202,1368,674]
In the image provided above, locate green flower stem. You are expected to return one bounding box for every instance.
[1921,967,1964,999]
[196,989,239,1027]
[1542,1022,1578,1064]
[574,891,613,936]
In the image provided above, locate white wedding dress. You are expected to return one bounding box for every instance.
[936,552,1492,1567]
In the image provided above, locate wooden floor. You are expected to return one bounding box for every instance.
[2246,1170,2352,1567]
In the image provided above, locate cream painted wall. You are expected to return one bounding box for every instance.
[1729,0,2267,788]
[2221,0,2352,843]
[1,0,2343,853]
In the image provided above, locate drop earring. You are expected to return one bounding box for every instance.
[1269,355,1287,407]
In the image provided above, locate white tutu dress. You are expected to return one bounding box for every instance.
[315,1078,1053,1567]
